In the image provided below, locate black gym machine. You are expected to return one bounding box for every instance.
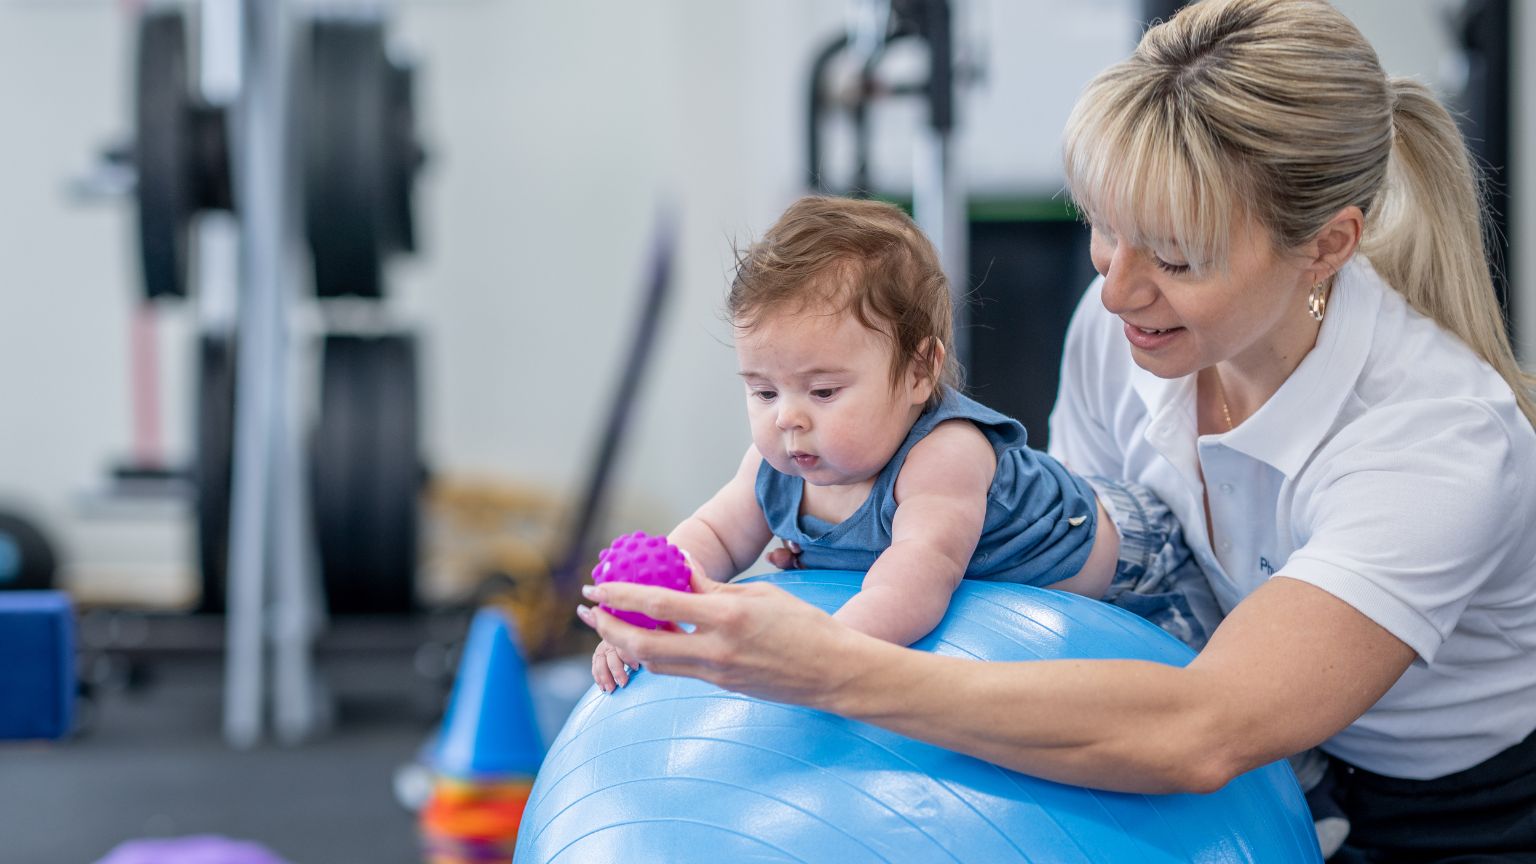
[806,0,1097,444]
[74,2,676,747]
[77,4,428,744]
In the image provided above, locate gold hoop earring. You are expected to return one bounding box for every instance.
[1308,281,1328,322]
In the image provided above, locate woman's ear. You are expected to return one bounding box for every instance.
[1309,205,1364,282]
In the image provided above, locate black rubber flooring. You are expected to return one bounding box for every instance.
[1,648,444,864]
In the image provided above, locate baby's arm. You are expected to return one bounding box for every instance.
[667,445,774,582]
[834,420,994,645]
[594,445,772,692]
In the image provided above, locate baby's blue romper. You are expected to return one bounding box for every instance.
[756,389,1098,586]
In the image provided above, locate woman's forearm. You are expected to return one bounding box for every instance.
[584,570,1414,797]
[821,637,1231,792]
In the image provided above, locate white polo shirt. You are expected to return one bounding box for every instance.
[1047,256,1536,779]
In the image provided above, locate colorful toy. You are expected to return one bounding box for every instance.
[590,531,693,630]
[515,571,1323,863]
[422,608,546,864]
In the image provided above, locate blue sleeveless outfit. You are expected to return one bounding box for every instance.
[755,389,1098,586]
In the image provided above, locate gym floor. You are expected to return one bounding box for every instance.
[1,620,448,863]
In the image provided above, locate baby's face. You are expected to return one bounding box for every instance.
[736,308,932,490]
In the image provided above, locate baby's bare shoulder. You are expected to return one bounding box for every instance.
[896,420,996,500]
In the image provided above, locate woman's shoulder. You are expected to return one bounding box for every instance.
[1342,274,1531,449]
[1313,347,1535,498]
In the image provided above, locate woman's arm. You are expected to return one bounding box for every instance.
[667,445,774,582]
[579,571,1415,793]
[832,420,993,644]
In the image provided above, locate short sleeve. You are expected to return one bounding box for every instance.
[1047,277,1126,480]
[1281,400,1525,663]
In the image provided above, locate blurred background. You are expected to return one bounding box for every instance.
[0,1,1530,861]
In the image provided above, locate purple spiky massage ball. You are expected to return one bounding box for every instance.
[591,531,693,630]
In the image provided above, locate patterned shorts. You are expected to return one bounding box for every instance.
[1086,477,1225,652]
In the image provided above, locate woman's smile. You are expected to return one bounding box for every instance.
[1122,321,1186,352]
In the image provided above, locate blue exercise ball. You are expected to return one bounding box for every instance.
[516,571,1322,863]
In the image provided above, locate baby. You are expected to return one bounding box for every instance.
[592,195,1119,691]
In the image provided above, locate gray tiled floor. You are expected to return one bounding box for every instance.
[2,648,443,864]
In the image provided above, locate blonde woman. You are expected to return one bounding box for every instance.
[584,1,1536,858]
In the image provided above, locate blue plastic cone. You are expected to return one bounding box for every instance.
[432,608,546,779]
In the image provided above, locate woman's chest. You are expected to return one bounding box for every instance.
[1122,431,1299,610]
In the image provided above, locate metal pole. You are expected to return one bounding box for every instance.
[909,0,967,368]
[225,0,299,747]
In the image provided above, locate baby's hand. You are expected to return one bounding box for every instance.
[766,539,803,571]
[591,639,639,693]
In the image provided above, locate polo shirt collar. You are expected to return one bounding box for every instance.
[1127,256,1382,478]
[1216,256,1381,476]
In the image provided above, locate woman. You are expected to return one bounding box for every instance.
[579,0,1536,858]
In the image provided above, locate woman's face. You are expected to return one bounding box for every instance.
[1088,213,1318,380]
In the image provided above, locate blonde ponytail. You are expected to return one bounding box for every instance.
[1063,0,1536,427]
[1362,78,1536,425]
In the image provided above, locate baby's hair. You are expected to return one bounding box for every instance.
[728,195,960,408]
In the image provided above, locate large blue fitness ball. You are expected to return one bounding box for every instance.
[516,571,1321,863]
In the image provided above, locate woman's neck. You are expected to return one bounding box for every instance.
[1211,315,1325,428]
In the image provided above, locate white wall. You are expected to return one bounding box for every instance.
[0,0,1517,602]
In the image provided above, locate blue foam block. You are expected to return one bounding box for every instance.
[516,571,1322,863]
[0,591,75,740]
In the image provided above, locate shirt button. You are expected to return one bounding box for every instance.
[1220,541,1232,551]
[1219,483,1234,494]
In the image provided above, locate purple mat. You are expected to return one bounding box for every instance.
[94,835,291,864]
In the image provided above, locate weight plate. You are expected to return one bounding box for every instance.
[132,9,232,301]
[194,333,237,614]
[135,11,194,300]
[383,60,420,255]
[311,334,421,614]
[305,18,390,298]
[0,512,57,591]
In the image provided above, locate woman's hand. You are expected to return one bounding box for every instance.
[574,569,859,708]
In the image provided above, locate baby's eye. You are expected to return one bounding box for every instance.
[810,388,839,400]
[752,389,777,402]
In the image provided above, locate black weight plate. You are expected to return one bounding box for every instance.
[136,10,194,300]
[194,333,236,614]
[383,60,419,255]
[0,512,57,591]
[305,18,390,298]
[311,334,420,614]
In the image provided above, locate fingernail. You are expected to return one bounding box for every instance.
[576,605,593,623]
[582,584,603,600]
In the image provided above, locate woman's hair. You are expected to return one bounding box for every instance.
[1062,0,1536,426]
[728,195,960,407]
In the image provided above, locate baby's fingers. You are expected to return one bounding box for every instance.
[604,644,632,690]
[591,645,618,693]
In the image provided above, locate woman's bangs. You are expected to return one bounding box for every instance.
[1064,84,1236,273]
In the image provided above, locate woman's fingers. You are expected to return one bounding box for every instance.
[578,577,867,708]
[582,580,724,630]
[584,603,707,666]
